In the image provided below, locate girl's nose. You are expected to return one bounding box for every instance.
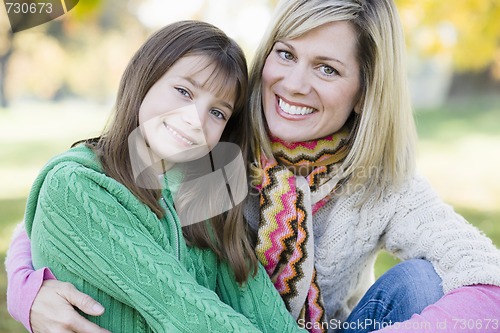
[181,104,203,130]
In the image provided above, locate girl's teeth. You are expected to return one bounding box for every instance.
[167,125,194,145]
[279,98,314,115]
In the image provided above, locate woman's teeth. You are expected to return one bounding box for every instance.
[279,98,315,115]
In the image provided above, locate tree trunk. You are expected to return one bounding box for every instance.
[0,31,13,108]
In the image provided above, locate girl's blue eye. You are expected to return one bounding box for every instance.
[319,64,338,76]
[176,87,191,98]
[210,109,226,121]
[278,50,294,61]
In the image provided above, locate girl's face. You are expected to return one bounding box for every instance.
[261,21,361,142]
[139,55,235,169]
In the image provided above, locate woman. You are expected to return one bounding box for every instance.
[244,1,500,332]
[7,0,500,332]
[6,20,304,333]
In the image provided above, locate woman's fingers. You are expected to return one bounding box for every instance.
[57,282,105,316]
[31,280,110,333]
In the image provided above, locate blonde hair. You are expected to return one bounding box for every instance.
[248,0,417,197]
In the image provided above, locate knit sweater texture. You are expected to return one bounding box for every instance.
[24,145,304,333]
[245,174,500,322]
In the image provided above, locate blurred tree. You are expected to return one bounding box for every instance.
[1,0,150,106]
[395,0,500,77]
[0,0,104,107]
[0,12,13,107]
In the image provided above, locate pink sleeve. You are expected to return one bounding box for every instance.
[373,285,500,332]
[5,223,56,333]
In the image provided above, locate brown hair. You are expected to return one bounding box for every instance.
[80,20,256,283]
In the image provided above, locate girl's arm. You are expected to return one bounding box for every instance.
[216,258,303,331]
[29,163,303,333]
[6,224,110,333]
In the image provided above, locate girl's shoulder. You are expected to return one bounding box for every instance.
[24,144,141,233]
[41,144,102,174]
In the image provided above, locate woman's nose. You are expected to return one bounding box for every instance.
[282,64,311,95]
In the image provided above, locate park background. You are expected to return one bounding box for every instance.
[1,0,499,331]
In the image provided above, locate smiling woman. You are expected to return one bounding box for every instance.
[262,21,361,143]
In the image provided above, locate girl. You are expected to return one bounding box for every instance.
[6,20,304,333]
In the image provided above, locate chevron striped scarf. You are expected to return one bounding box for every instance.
[254,125,351,332]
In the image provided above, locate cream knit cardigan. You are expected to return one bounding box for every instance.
[245,174,500,321]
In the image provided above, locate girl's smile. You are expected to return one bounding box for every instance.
[138,54,235,171]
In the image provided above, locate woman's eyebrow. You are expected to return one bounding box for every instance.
[275,40,295,50]
[276,40,346,67]
[315,55,346,67]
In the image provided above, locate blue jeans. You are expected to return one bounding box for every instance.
[339,259,444,333]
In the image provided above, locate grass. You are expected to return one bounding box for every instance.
[1,98,499,332]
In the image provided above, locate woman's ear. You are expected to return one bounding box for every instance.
[353,88,363,114]
[354,98,362,114]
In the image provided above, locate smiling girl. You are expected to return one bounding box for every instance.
[6,20,304,333]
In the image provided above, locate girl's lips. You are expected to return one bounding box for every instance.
[164,122,197,146]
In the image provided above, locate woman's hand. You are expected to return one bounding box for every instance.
[30,280,111,333]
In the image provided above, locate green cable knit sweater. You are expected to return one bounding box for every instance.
[24,145,304,333]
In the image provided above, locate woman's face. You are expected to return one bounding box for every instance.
[261,21,361,142]
[139,55,235,169]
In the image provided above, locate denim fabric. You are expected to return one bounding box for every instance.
[338,259,444,332]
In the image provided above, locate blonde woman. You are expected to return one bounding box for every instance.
[7,0,500,332]
[244,0,500,332]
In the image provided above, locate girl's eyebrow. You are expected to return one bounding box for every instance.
[276,40,346,68]
[180,76,234,111]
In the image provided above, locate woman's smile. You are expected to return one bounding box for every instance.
[277,95,316,116]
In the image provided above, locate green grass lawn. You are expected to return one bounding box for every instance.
[1,98,499,332]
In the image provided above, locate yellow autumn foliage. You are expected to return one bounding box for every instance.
[395,0,500,74]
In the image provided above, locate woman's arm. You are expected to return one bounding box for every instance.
[30,280,110,333]
[6,223,111,333]
[29,163,303,332]
[380,175,500,330]
[6,223,55,332]
[383,175,500,292]
[373,284,500,332]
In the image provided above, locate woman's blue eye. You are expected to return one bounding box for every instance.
[319,65,338,76]
[210,109,226,120]
[278,50,294,61]
[176,87,191,98]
